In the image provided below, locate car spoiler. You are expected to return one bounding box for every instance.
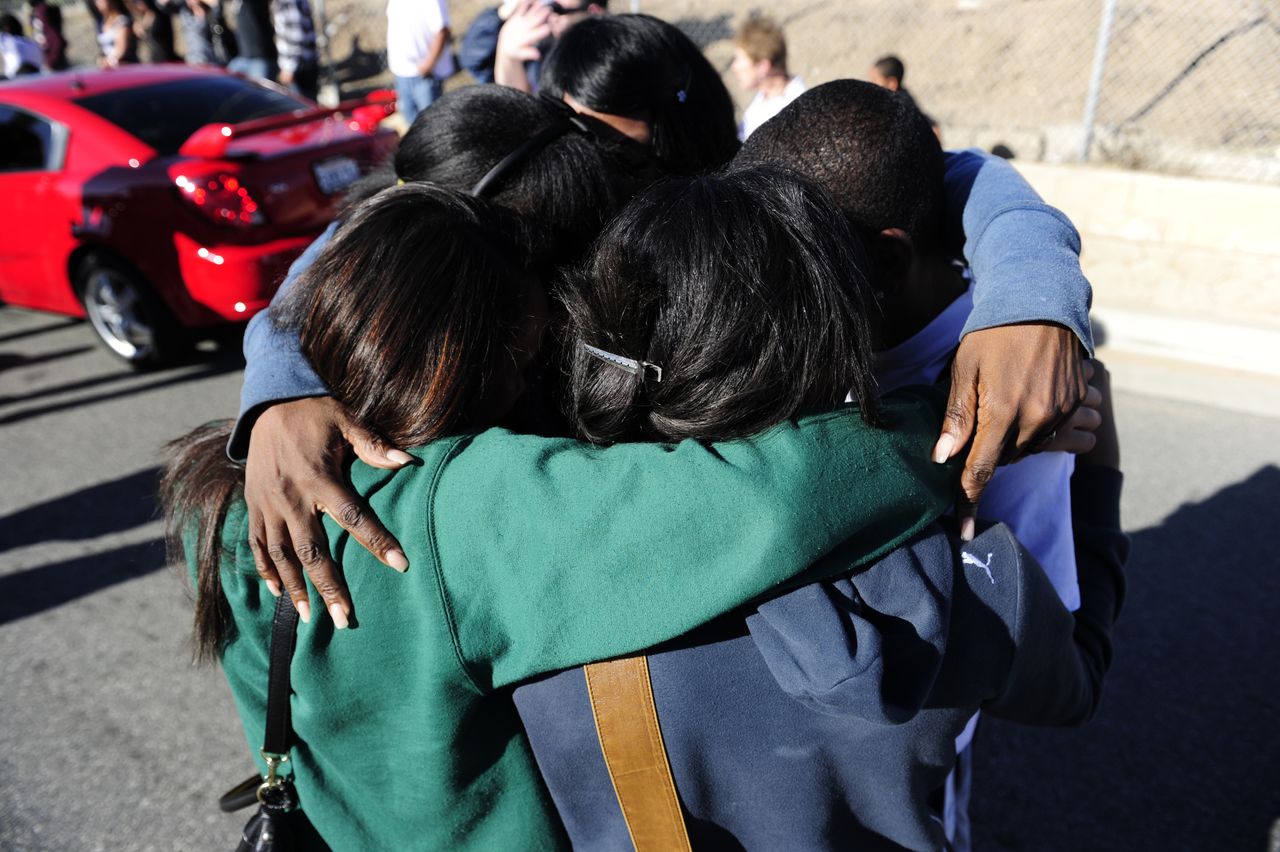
[179,89,396,159]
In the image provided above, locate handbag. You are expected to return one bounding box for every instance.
[218,595,315,852]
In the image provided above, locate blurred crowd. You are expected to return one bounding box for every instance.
[1,0,945,138]
[0,0,320,98]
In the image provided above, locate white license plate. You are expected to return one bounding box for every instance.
[313,157,361,195]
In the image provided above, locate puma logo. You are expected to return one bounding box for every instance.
[962,551,996,585]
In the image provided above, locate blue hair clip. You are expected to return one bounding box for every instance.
[676,89,688,104]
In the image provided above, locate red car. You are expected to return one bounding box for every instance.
[0,65,397,366]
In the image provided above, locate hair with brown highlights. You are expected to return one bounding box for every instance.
[161,184,535,661]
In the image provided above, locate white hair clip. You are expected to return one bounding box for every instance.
[581,342,663,383]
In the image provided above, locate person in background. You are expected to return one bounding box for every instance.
[730,14,805,140]
[158,0,223,66]
[0,13,43,77]
[868,53,940,136]
[385,0,453,123]
[227,0,274,79]
[273,0,318,99]
[457,0,515,83]
[128,0,179,62]
[493,0,606,93]
[95,0,138,66]
[26,0,67,70]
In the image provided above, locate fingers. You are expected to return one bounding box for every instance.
[248,511,283,599]
[934,364,978,464]
[260,515,314,624]
[956,412,1010,541]
[284,512,350,628]
[509,39,547,61]
[1040,402,1101,454]
[345,422,413,469]
[311,479,409,573]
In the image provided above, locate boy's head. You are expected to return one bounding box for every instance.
[736,79,960,348]
[0,13,23,35]
[868,55,904,91]
[730,15,788,92]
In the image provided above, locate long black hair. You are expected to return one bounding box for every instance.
[342,84,653,277]
[562,164,882,445]
[162,185,537,661]
[540,14,739,176]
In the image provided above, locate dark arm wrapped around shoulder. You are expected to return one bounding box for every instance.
[985,464,1128,725]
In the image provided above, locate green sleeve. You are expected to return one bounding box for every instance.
[429,386,960,690]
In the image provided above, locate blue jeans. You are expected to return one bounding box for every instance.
[394,75,443,124]
[228,56,276,82]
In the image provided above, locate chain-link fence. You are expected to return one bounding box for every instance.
[642,0,1280,184]
[8,0,1277,184]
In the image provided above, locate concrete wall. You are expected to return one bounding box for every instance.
[1014,162,1280,375]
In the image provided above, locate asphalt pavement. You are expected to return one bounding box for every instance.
[1,306,1278,851]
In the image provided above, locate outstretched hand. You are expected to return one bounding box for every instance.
[935,322,1088,539]
[244,397,411,627]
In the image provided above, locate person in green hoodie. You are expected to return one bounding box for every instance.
[162,176,957,850]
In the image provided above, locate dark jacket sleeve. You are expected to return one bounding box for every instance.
[458,7,501,83]
[984,464,1128,725]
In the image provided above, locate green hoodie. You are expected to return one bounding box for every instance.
[201,388,957,850]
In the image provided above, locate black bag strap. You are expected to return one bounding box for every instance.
[263,595,300,756]
[219,595,300,814]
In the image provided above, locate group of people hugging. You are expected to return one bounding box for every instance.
[161,14,1129,852]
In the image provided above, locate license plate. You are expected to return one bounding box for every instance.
[313,157,361,195]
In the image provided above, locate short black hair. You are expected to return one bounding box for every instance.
[562,164,881,444]
[874,55,904,82]
[0,13,23,35]
[540,14,739,176]
[736,79,945,253]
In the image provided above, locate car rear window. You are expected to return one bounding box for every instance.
[76,77,307,155]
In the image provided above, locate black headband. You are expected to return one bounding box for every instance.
[469,113,593,198]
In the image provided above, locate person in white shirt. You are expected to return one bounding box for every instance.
[0,13,43,77]
[386,0,455,123]
[730,15,805,141]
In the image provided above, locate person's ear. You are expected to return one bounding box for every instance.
[872,228,914,278]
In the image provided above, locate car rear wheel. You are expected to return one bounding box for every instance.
[76,257,183,368]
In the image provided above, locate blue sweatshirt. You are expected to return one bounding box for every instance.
[225,149,1093,461]
[513,466,1127,851]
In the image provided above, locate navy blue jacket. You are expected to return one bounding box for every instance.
[513,467,1127,851]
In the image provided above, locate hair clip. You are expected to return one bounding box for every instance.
[396,177,406,186]
[581,342,663,383]
[676,89,688,104]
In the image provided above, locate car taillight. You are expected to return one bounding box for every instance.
[175,173,265,228]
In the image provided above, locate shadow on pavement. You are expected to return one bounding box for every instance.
[0,346,95,375]
[0,467,161,554]
[0,357,242,426]
[973,464,1280,852]
[0,317,82,344]
[0,538,167,626]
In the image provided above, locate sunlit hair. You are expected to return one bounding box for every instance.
[162,184,534,660]
[562,164,881,445]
